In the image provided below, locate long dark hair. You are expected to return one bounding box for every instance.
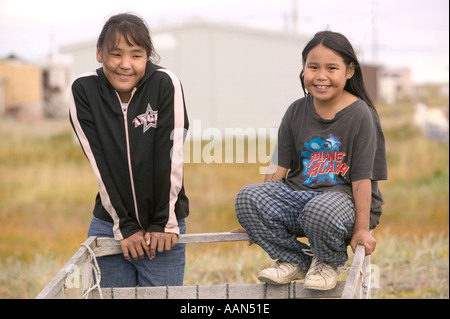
[97,12,159,63]
[300,31,377,114]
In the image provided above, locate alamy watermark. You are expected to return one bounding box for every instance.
[65,264,81,289]
[171,120,279,174]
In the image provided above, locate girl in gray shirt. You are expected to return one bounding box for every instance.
[234,31,387,290]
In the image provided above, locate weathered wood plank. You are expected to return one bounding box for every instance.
[93,232,250,257]
[341,244,365,299]
[91,281,346,299]
[361,253,371,299]
[179,232,250,244]
[35,236,97,299]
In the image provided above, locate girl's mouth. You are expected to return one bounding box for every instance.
[116,73,134,81]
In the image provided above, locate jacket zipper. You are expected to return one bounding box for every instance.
[115,88,142,229]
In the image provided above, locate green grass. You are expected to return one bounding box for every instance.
[0,93,448,299]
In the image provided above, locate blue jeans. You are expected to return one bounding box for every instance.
[87,216,186,287]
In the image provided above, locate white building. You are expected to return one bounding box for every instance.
[61,20,309,131]
[379,68,415,104]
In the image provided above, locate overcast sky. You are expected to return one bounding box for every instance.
[0,0,448,84]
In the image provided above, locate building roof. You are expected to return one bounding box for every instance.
[61,18,309,53]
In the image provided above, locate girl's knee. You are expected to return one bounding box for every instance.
[299,193,355,233]
[299,204,330,232]
[235,185,254,209]
[235,183,266,207]
[235,184,259,219]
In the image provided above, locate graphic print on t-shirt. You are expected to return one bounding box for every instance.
[301,134,350,187]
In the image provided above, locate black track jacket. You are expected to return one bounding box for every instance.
[69,61,189,241]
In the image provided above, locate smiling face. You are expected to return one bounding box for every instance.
[96,34,148,103]
[302,44,355,108]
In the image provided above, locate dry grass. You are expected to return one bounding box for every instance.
[0,93,448,299]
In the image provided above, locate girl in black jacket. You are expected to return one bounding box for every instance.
[70,12,189,287]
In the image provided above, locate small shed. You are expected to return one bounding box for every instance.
[0,56,43,120]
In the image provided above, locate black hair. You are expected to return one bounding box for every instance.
[97,12,159,63]
[300,31,377,114]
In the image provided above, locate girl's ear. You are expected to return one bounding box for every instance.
[96,46,103,63]
[346,62,355,79]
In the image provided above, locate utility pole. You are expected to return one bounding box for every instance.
[291,0,299,34]
[370,0,379,64]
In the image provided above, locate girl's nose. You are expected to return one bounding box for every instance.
[120,56,132,69]
[316,69,327,80]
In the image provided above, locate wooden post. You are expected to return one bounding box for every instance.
[341,244,366,299]
[35,236,97,299]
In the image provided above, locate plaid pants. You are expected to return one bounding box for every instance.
[235,180,355,269]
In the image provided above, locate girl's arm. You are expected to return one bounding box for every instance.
[264,163,288,182]
[350,179,376,255]
[145,69,188,259]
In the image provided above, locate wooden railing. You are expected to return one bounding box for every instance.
[36,232,372,299]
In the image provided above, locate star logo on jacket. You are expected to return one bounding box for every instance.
[132,103,158,133]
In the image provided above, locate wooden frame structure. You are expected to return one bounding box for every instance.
[36,232,373,299]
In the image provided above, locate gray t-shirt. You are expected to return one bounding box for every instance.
[273,94,388,228]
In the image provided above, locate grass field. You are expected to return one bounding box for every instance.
[0,93,448,299]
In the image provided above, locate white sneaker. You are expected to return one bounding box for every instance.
[303,257,338,290]
[258,260,307,285]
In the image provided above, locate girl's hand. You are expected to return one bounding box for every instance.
[230,227,253,246]
[119,230,150,261]
[350,229,376,256]
[144,232,178,260]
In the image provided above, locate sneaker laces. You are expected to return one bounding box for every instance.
[302,248,314,256]
[270,260,282,274]
[270,260,297,277]
[302,249,349,275]
[309,257,328,275]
